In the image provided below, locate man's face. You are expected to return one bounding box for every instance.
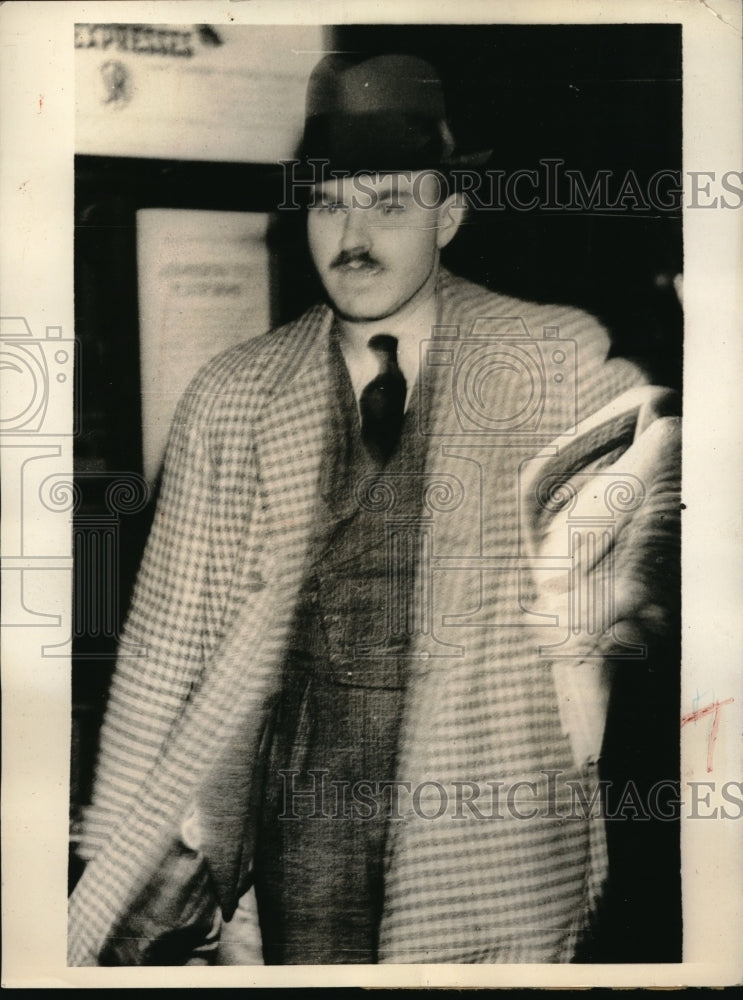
[306,171,460,323]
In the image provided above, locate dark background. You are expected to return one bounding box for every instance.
[72,23,683,960]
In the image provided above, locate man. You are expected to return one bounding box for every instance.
[68,53,680,966]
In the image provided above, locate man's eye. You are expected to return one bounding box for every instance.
[380,202,405,215]
[309,201,347,213]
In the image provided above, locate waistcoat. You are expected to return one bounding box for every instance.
[253,333,430,963]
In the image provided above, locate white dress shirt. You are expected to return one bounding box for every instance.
[336,293,437,414]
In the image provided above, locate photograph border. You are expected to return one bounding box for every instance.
[1,0,742,988]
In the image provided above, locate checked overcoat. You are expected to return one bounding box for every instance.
[68,269,661,965]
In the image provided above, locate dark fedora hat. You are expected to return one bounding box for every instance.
[298,53,491,176]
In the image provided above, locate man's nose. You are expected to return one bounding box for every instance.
[339,207,371,253]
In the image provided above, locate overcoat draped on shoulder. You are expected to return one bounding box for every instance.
[68,269,667,965]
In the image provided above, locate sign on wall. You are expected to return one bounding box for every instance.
[136,208,272,482]
[75,23,326,162]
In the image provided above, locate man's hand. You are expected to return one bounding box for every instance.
[98,835,220,966]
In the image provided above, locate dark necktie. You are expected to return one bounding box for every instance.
[360,334,407,464]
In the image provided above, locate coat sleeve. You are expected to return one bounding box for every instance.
[78,365,222,863]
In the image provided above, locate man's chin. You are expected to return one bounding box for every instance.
[334,306,398,323]
[322,281,392,321]
[321,266,438,324]
[328,295,398,324]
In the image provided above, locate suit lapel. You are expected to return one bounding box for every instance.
[195,308,336,913]
[253,308,335,561]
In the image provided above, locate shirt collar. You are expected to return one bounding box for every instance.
[335,289,438,410]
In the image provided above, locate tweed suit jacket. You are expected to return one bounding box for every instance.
[68,268,653,965]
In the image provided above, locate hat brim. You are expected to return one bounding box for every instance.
[285,147,493,182]
[289,108,491,181]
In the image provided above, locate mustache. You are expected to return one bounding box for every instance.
[330,249,382,270]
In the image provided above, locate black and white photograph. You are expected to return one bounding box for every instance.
[1,0,742,988]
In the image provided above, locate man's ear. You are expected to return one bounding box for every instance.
[436,192,467,249]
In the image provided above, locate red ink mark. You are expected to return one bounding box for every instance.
[38,95,43,112]
[681,698,734,773]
